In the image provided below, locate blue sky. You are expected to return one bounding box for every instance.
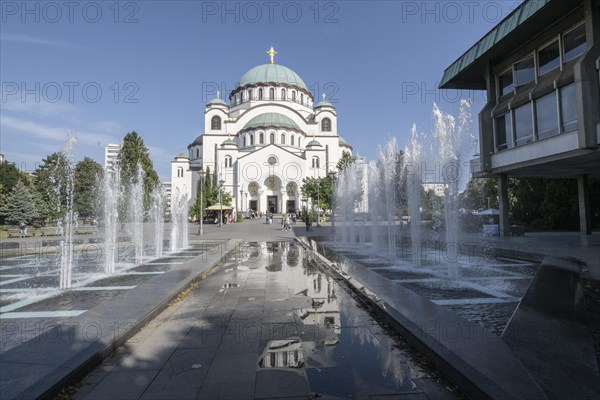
[1,1,523,181]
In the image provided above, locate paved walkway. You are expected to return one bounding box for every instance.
[1,219,598,398]
[74,242,458,400]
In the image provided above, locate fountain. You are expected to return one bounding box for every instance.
[170,188,189,253]
[405,124,423,266]
[129,165,145,264]
[150,185,165,258]
[103,164,121,274]
[327,101,536,336]
[59,133,77,289]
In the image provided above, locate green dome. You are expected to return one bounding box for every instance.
[306,139,322,147]
[242,113,301,131]
[207,97,227,106]
[221,138,237,147]
[236,64,307,90]
[315,100,334,108]
[188,135,203,147]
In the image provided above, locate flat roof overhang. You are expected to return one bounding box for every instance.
[475,149,600,179]
[440,0,584,90]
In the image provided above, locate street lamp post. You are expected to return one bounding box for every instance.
[219,178,225,227]
[198,168,204,236]
[240,184,244,215]
[317,180,321,227]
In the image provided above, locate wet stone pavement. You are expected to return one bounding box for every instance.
[0,245,211,354]
[73,242,459,399]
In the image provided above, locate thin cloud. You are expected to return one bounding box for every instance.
[0,33,82,49]
[0,115,118,146]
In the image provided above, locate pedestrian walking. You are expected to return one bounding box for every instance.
[19,222,27,239]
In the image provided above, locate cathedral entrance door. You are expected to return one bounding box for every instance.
[249,200,257,212]
[286,200,296,213]
[267,196,278,214]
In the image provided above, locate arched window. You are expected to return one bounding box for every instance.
[177,166,184,178]
[312,156,320,169]
[269,88,275,100]
[224,155,232,168]
[291,135,295,146]
[250,134,254,145]
[321,117,331,132]
[281,89,286,100]
[248,89,252,100]
[281,134,285,144]
[298,137,302,147]
[211,115,222,130]
[259,133,264,144]
[292,91,296,102]
[300,93,304,104]
[258,88,263,100]
[243,136,246,147]
[270,133,275,144]
[196,149,199,157]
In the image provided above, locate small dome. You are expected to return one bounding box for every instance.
[221,138,237,148]
[242,113,301,132]
[175,152,189,159]
[306,139,322,148]
[236,64,307,90]
[188,135,203,148]
[315,99,334,108]
[207,97,227,106]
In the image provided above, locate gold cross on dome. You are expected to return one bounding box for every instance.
[267,46,277,64]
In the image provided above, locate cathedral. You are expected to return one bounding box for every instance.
[171,48,353,215]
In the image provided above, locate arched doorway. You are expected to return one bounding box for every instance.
[264,175,282,214]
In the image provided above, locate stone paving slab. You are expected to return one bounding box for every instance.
[0,239,238,400]
[502,256,600,400]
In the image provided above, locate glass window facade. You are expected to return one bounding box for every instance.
[560,83,578,132]
[495,113,511,151]
[564,24,586,62]
[535,91,559,139]
[538,40,560,75]
[498,69,514,96]
[514,57,535,86]
[514,103,533,146]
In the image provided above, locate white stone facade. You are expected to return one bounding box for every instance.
[179,55,353,215]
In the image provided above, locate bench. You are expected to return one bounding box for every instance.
[74,226,97,235]
[7,228,20,237]
[7,228,32,237]
[41,227,62,236]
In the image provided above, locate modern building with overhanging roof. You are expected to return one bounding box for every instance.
[173,48,353,216]
[440,0,599,235]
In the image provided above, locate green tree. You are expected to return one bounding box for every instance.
[459,178,498,211]
[301,173,335,211]
[74,157,103,219]
[336,150,355,172]
[117,131,160,214]
[189,169,232,219]
[0,180,40,225]
[0,161,31,196]
[34,152,69,224]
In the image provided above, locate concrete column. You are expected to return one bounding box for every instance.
[578,174,592,235]
[497,174,510,237]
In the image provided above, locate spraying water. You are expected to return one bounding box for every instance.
[170,188,189,252]
[151,185,165,257]
[405,124,423,266]
[129,165,145,264]
[103,164,120,274]
[59,133,77,289]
